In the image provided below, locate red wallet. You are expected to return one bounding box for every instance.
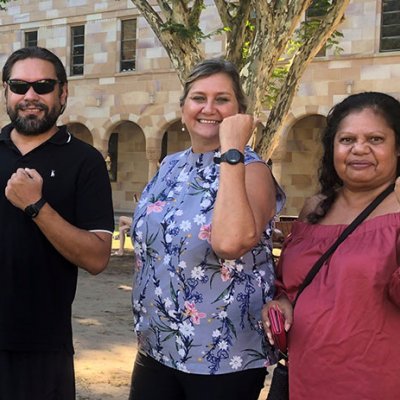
[268,306,287,354]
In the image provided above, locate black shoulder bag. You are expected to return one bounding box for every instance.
[266,183,394,400]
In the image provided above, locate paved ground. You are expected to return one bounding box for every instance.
[72,252,273,399]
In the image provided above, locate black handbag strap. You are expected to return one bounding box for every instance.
[292,183,395,308]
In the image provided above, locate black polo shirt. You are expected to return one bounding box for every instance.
[0,123,114,353]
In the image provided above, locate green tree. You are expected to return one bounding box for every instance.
[0,0,10,10]
[130,0,350,158]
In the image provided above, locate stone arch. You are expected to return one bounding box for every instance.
[66,122,93,146]
[138,110,185,178]
[105,119,147,213]
[274,105,330,156]
[61,115,97,134]
[146,106,181,133]
[102,113,141,133]
[273,110,327,216]
[159,119,191,163]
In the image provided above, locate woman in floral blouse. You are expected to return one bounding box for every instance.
[129,58,285,400]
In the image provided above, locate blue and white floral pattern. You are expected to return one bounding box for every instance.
[131,146,285,375]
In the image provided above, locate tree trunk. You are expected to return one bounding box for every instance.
[130,0,351,158]
[256,0,350,159]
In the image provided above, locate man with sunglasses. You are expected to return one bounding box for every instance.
[0,47,114,399]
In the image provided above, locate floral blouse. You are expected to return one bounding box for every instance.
[131,146,285,375]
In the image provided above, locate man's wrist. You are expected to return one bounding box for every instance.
[24,198,47,218]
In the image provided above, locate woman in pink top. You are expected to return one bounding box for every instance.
[263,92,400,400]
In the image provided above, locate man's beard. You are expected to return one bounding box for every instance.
[7,101,61,136]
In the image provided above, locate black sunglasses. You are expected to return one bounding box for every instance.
[6,79,61,95]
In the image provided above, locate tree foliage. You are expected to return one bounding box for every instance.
[131,0,350,158]
[0,0,10,11]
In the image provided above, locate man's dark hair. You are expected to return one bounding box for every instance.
[2,46,67,84]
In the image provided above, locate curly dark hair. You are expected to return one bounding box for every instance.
[307,91,400,223]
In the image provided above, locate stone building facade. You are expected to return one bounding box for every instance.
[0,0,399,216]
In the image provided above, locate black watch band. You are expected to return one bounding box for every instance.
[24,198,46,218]
[214,149,245,165]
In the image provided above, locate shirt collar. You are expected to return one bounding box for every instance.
[0,123,71,145]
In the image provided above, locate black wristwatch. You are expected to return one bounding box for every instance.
[214,149,245,165]
[24,198,46,218]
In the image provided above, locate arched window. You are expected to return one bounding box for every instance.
[107,133,119,182]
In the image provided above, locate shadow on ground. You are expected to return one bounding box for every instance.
[73,252,136,400]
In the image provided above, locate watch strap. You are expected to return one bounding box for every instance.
[24,197,46,218]
[214,149,244,165]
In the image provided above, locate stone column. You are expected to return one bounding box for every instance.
[146,136,162,180]
[93,131,109,159]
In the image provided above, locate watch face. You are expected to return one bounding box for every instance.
[24,198,46,218]
[226,149,241,164]
[223,149,244,165]
[25,204,39,218]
